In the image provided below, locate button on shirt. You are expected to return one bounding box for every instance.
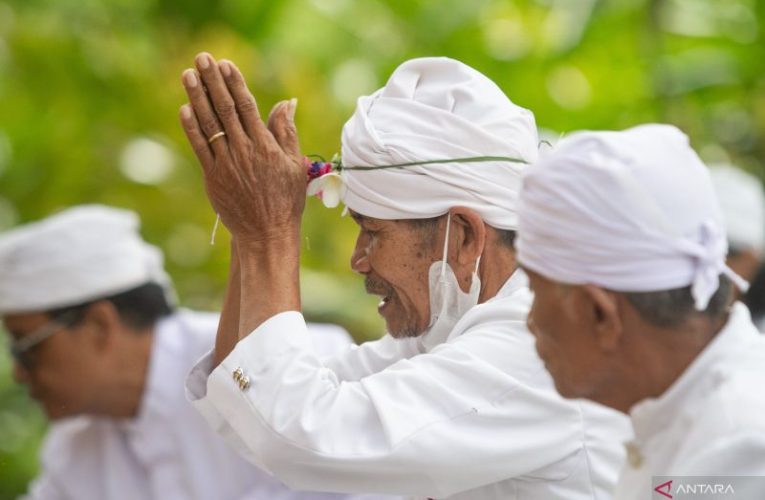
[186,271,631,499]
[615,302,765,500]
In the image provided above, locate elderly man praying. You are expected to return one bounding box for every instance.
[180,55,629,499]
[516,125,765,499]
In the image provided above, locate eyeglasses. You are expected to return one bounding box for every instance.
[7,311,78,371]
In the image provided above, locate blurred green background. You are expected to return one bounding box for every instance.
[0,0,763,496]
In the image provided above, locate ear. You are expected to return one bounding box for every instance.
[448,207,486,267]
[727,249,760,285]
[578,284,623,351]
[78,301,122,352]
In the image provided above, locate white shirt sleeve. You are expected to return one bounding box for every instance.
[320,334,421,382]
[187,311,584,498]
[184,324,415,465]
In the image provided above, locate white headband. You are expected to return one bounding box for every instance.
[340,57,538,230]
[517,124,747,310]
[0,205,175,314]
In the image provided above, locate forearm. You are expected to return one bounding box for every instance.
[237,227,302,339]
[213,239,243,366]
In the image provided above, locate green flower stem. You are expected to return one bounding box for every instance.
[340,155,527,171]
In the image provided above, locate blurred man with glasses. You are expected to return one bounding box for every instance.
[0,204,378,500]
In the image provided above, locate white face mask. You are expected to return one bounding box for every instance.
[419,212,481,351]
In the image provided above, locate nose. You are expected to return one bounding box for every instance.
[350,233,371,275]
[526,312,538,338]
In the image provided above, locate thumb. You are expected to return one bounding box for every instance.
[268,98,301,158]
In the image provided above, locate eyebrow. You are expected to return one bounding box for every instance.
[349,210,367,224]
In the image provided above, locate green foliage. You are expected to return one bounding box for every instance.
[0,0,763,496]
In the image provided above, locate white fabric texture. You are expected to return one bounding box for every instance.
[517,124,743,310]
[0,205,174,314]
[20,310,376,500]
[340,57,538,230]
[186,272,631,500]
[709,163,765,254]
[614,302,765,499]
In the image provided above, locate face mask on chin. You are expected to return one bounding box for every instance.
[418,212,481,352]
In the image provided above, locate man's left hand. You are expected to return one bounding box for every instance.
[179,52,305,243]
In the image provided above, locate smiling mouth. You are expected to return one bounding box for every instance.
[365,277,394,312]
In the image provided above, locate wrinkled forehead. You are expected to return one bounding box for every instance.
[521,266,575,295]
[348,209,446,229]
[349,209,407,225]
[348,209,372,223]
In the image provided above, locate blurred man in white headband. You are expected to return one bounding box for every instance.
[709,164,765,285]
[179,54,629,499]
[709,164,765,331]
[516,124,765,499]
[0,205,361,500]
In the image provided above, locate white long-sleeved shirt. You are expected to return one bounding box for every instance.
[615,302,765,500]
[187,271,631,499]
[21,310,379,500]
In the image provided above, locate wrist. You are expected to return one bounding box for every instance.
[236,226,301,336]
[234,224,301,252]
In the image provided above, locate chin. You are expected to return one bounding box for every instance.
[540,361,577,399]
[386,322,425,339]
[552,382,576,400]
[40,400,76,420]
[550,376,588,400]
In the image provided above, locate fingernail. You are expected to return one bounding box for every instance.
[183,69,198,88]
[220,61,232,78]
[180,105,192,120]
[196,53,211,70]
[287,98,298,120]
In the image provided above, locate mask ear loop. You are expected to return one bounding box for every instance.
[470,246,482,294]
[440,212,452,279]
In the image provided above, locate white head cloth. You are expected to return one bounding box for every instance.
[0,205,174,315]
[708,164,765,254]
[517,124,747,310]
[340,57,538,230]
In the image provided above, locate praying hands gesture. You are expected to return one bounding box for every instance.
[179,52,303,349]
[179,52,305,242]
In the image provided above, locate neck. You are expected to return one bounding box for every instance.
[98,328,154,418]
[477,243,516,303]
[600,314,728,414]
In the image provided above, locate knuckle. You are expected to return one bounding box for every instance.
[201,116,221,134]
[214,100,237,119]
[237,98,258,114]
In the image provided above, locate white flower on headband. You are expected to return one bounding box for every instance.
[307,172,345,208]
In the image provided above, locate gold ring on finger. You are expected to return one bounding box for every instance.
[207,131,226,144]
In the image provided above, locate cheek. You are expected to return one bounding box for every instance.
[35,371,92,419]
[32,350,91,401]
[373,244,432,299]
